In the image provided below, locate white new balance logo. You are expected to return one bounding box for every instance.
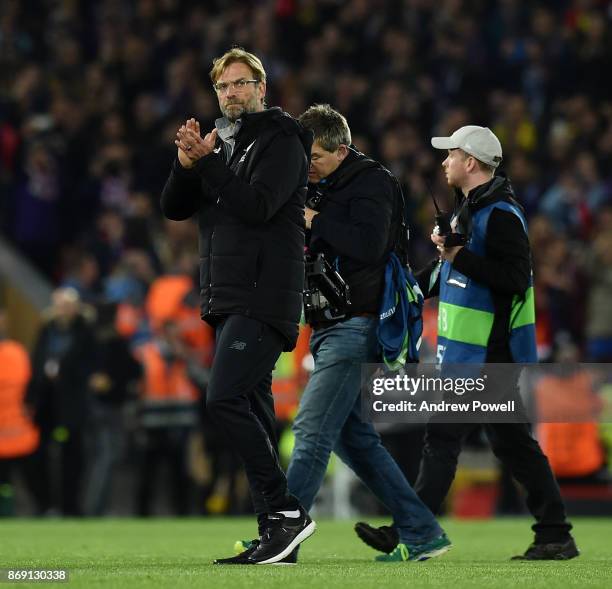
[238,140,256,163]
[230,340,247,351]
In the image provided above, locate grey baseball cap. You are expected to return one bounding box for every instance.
[431,125,503,168]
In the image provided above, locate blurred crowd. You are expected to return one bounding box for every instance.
[0,291,312,516]
[1,0,612,515]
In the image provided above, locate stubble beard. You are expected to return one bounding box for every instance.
[221,95,261,123]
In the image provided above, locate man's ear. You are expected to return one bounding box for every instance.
[337,144,349,162]
[465,155,477,173]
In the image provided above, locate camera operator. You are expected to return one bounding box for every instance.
[286,105,450,562]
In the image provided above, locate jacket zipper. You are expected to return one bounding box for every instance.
[209,230,214,312]
[254,247,262,289]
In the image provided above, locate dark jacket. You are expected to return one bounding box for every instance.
[417,174,531,361]
[27,313,96,430]
[308,148,400,320]
[160,108,312,350]
[90,332,142,406]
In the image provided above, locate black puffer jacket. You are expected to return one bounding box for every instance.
[160,108,312,350]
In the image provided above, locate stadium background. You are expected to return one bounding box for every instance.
[0,0,611,522]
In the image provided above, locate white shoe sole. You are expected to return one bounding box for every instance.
[256,520,316,565]
[416,544,452,561]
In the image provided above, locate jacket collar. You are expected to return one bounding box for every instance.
[215,107,282,139]
[319,147,377,189]
[455,173,519,213]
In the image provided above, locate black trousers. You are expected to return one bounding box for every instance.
[415,420,572,543]
[206,314,298,515]
[0,454,49,516]
[37,428,84,516]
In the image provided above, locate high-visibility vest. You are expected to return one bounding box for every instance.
[146,275,193,331]
[536,371,604,478]
[272,353,298,421]
[0,341,39,458]
[175,303,215,367]
[272,325,312,421]
[116,302,146,339]
[437,201,537,363]
[134,342,199,403]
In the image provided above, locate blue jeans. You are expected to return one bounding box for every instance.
[286,316,442,544]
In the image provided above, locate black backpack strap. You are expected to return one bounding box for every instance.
[389,175,410,266]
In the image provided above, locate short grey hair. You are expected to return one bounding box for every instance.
[298,104,351,152]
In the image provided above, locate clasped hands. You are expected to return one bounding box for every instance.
[175,118,218,169]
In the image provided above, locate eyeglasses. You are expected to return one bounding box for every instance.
[213,78,259,94]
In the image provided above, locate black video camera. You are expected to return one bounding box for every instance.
[305,186,324,211]
[303,253,352,323]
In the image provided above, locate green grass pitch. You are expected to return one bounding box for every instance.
[2,517,611,588]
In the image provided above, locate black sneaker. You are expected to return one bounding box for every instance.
[230,539,299,565]
[511,537,579,560]
[247,508,316,565]
[214,540,259,565]
[272,547,298,565]
[355,522,399,554]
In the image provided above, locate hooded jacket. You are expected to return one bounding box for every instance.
[161,108,312,350]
